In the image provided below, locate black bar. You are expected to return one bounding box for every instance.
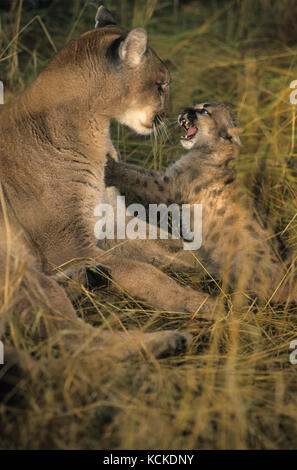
[0,450,296,465]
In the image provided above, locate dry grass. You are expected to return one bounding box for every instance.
[0,0,297,449]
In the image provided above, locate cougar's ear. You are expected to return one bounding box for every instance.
[95,5,117,28]
[119,28,148,66]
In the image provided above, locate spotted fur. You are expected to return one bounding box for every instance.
[106,102,296,305]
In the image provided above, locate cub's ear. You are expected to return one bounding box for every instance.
[95,5,117,28]
[226,127,242,146]
[119,28,148,66]
[220,107,242,146]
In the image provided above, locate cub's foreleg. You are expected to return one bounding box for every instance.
[105,156,174,204]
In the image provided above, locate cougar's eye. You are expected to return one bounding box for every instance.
[156,82,164,94]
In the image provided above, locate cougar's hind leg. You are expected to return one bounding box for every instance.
[38,272,194,359]
[1,252,192,360]
[13,266,83,340]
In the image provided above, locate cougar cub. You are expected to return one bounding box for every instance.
[105,102,296,305]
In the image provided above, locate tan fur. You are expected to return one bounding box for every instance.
[0,8,224,361]
[105,102,297,307]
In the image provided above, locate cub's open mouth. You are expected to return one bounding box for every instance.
[179,118,198,141]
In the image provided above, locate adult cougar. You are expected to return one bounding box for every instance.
[0,7,218,361]
[105,102,297,306]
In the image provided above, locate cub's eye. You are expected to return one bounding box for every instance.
[198,108,210,115]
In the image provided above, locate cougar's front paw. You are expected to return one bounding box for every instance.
[166,332,192,356]
[147,331,193,358]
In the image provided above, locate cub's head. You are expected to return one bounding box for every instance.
[80,6,170,135]
[178,102,241,149]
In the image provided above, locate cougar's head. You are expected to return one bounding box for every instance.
[178,102,241,149]
[86,6,171,135]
